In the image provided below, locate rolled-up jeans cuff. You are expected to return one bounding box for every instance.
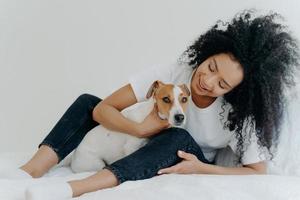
[38,141,63,163]
[103,165,126,184]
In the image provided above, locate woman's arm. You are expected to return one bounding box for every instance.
[198,161,267,175]
[92,84,141,137]
[158,150,267,175]
[92,83,169,138]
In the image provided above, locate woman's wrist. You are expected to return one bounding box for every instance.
[134,123,144,138]
[196,161,211,174]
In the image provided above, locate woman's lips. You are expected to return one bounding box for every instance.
[198,75,207,92]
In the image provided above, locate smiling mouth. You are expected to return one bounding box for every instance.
[198,75,208,92]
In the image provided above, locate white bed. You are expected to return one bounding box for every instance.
[1,89,300,200]
[0,150,300,200]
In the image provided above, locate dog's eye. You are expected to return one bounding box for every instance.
[181,97,188,103]
[162,97,171,103]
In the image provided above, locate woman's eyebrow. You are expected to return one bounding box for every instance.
[213,58,232,88]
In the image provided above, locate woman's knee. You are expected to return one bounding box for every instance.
[162,127,192,139]
[77,93,102,103]
[76,94,102,110]
[151,127,193,146]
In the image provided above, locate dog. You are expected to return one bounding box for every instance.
[70,80,191,173]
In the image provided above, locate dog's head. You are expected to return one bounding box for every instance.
[146,80,190,127]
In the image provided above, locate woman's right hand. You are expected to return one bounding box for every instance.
[137,104,171,138]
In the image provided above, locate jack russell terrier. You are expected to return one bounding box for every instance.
[70,80,191,173]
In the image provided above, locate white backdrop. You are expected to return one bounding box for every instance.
[0,0,299,155]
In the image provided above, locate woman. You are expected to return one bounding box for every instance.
[2,10,299,199]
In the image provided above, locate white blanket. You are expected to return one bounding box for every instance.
[0,152,300,200]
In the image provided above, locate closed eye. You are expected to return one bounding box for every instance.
[219,82,225,89]
[208,64,214,72]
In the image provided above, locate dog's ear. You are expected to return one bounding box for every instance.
[146,80,163,99]
[179,83,191,96]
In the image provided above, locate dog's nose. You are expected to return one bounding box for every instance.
[174,114,184,123]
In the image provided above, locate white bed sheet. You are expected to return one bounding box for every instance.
[0,152,300,200]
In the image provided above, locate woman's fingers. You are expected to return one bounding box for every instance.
[157,165,178,174]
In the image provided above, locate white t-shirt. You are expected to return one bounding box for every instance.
[128,61,267,165]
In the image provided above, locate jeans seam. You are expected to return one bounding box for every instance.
[136,152,181,180]
[141,138,192,179]
[55,116,90,152]
[188,139,212,164]
[55,95,96,151]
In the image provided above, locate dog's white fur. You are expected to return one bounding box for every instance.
[70,81,190,173]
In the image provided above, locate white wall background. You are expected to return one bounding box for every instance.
[0,0,299,155]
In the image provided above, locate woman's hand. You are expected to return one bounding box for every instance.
[137,104,170,138]
[157,150,207,174]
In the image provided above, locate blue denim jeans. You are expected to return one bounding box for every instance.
[39,93,213,184]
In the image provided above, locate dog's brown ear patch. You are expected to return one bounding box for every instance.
[146,80,163,99]
[179,84,191,96]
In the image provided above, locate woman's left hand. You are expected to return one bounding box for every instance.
[157,150,207,175]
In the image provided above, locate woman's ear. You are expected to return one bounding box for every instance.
[146,80,163,99]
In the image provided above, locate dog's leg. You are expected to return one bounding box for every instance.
[70,149,106,173]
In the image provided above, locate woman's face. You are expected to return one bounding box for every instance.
[191,53,244,98]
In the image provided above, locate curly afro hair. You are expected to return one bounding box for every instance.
[180,9,300,164]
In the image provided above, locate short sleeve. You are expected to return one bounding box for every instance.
[128,64,175,102]
[228,121,268,165]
